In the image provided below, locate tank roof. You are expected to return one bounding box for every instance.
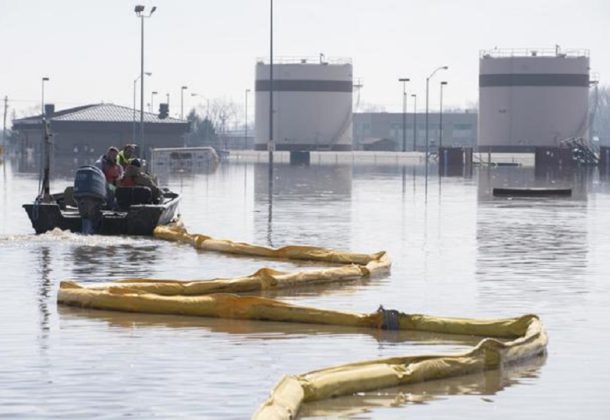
[480,48,589,59]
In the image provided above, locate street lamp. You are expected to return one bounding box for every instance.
[425,65,448,175]
[244,88,251,149]
[41,77,49,117]
[439,81,448,149]
[132,72,151,142]
[180,86,188,120]
[151,91,158,113]
[134,4,157,155]
[398,78,409,152]
[411,94,417,151]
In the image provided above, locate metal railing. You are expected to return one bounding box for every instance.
[479,48,589,59]
[256,56,352,65]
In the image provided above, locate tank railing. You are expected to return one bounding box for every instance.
[256,56,352,65]
[479,48,589,58]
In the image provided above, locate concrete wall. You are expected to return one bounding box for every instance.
[479,54,590,151]
[17,121,188,158]
[255,61,353,151]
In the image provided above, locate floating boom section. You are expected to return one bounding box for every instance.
[57,224,547,419]
[153,224,388,266]
[254,315,546,419]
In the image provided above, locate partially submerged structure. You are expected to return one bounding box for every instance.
[478,48,590,152]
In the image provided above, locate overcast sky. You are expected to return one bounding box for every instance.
[1,0,608,120]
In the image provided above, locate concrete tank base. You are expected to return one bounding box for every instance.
[290,151,311,166]
[439,147,473,177]
[534,147,576,171]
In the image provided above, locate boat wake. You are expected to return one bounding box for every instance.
[0,228,151,247]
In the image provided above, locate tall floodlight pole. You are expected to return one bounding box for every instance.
[398,78,409,152]
[411,94,417,151]
[245,88,251,149]
[268,0,274,166]
[134,5,156,157]
[425,65,448,177]
[180,86,188,119]
[132,72,151,142]
[439,81,447,149]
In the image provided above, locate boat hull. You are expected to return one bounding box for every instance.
[23,193,180,236]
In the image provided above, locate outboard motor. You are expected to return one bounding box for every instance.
[73,165,107,234]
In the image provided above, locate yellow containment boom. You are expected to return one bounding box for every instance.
[57,225,547,419]
[153,223,390,267]
[57,283,547,419]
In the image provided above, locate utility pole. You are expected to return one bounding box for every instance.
[2,96,8,151]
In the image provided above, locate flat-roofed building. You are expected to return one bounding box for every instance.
[353,112,477,151]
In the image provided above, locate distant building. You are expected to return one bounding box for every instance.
[353,112,477,151]
[12,103,190,158]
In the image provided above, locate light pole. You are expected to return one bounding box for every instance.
[151,91,158,113]
[411,94,417,151]
[134,4,156,155]
[425,65,448,175]
[439,81,447,149]
[180,86,188,120]
[268,0,274,166]
[398,78,409,152]
[41,77,49,117]
[132,72,151,142]
[244,88,251,149]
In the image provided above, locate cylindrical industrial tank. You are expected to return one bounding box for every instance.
[478,48,590,152]
[255,58,353,151]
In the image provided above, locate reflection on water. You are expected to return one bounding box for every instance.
[58,306,483,348]
[37,246,52,336]
[299,354,547,419]
[254,163,353,248]
[476,167,589,305]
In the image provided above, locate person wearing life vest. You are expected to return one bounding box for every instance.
[120,158,162,202]
[95,146,123,186]
[117,144,136,168]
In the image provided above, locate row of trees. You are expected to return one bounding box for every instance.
[184,99,245,149]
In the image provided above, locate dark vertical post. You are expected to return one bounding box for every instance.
[439,81,447,149]
[398,78,409,152]
[411,94,417,151]
[268,0,274,167]
[139,15,145,152]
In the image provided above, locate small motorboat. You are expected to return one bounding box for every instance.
[23,164,180,235]
[492,187,572,197]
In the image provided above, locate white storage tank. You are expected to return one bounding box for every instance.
[478,48,590,152]
[255,58,353,151]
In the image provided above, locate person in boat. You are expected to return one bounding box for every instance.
[95,146,124,186]
[119,158,162,203]
[117,144,136,168]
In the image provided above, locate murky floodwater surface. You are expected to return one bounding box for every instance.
[1,158,609,418]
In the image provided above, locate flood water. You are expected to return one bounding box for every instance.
[1,157,609,419]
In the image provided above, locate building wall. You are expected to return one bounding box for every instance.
[353,112,477,151]
[479,54,590,151]
[255,61,353,151]
[17,121,188,158]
